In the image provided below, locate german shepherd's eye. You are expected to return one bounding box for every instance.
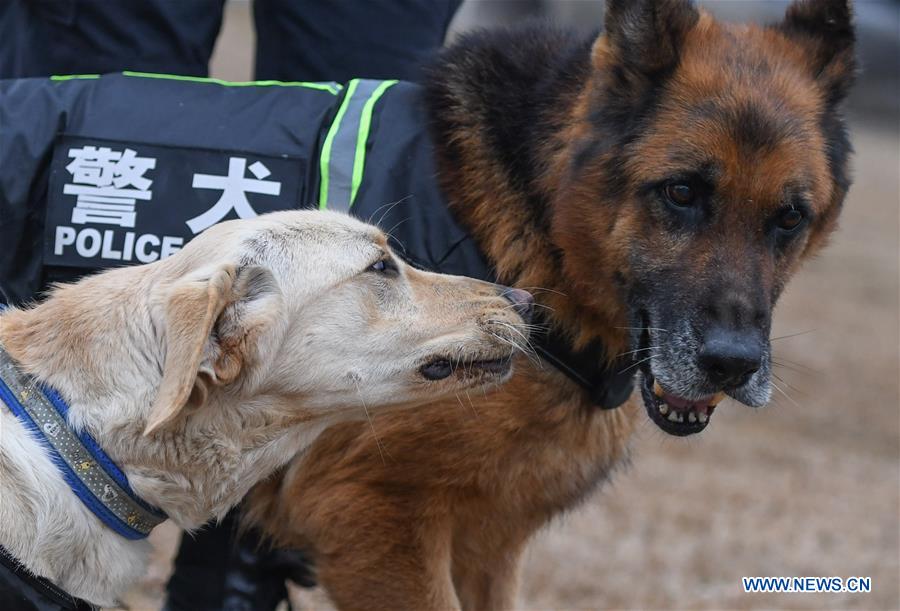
[777,208,805,233]
[368,257,399,277]
[664,183,696,208]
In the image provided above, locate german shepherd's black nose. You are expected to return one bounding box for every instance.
[698,328,762,388]
[500,287,534,324]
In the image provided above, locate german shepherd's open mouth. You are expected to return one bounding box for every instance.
[639,372,724,436]
[635,322,720,436]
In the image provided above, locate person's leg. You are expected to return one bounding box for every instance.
[0,0,225,78]
[253,0,463,82]
[164,514,236,611]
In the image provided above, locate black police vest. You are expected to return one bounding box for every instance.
[0,73,631,408]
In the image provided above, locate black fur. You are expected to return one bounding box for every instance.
[775,0,856,205]
[778,0,856,105]
[604,0,699,74]
[425,22,594,234]
[424,2,702,216]
[820,107,853,199]
[728,102,800,154]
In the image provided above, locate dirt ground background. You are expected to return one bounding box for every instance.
[119,1,900,610]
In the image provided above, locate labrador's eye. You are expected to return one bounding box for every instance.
[368,257,399,276]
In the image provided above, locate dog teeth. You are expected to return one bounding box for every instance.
[709,392,726,407]
[653,381,664,397]
[667,411,680,423]
[688,412,697,423]
[659,402,669,415]
[698,412,708,423]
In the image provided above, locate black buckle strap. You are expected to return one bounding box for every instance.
[0,545,97,611]
[530,314,635,410]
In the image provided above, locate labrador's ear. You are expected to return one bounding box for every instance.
[144,264,281,435]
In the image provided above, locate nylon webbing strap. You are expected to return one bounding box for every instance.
[319,78,398,212]
[0,344,166,539]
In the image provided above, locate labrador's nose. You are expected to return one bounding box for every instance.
[698,328,763,388]
[500,287,534,324]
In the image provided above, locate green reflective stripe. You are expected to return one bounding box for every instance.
[350,80,397,204]
[319,79,396,212]
[50,74,100,81]
[318,79,360,210]
[121,70,341,94]
[325,79,382,210]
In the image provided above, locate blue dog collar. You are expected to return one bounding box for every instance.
[0,341,166,540]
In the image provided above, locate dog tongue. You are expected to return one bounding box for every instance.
[662,392,699,410]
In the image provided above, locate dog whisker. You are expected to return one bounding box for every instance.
[455,392,477,419]
[383,216,411,244]
[771,372,808,397]
[493,320,537,349]
[771,355,820,374]
[492,322,542,364]
[491,328,542,370]
[497,302,555,317]
[771,360,821,378]
[463,389,479,417]
[354,381,387,465]
[613,326,670,333]
[516,286,568,298]
[616,346,659,358]
[770,379,802,409]
[770,329,816,342]
[529,303,556,312]
[502,323,552,338]
[618,352,657,374]
[367,195,413,228]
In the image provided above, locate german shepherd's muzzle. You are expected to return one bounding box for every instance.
[633,271,773,436]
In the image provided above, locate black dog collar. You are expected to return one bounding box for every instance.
[530,312,635,410]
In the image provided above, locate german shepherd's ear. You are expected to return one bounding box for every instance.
[144,264,282,435]
[599,0,699,75]
[779,0,856,104]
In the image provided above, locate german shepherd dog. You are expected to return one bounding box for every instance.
[246,1,855,608]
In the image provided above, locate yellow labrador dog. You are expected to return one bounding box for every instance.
[0,210,531,607]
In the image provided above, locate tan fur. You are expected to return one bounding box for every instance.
[145,264,236,434]
[0,210,529,606]
[247,363,638,611]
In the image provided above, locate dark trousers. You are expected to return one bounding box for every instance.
[0,0,460,82]
[0,1,461,609]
